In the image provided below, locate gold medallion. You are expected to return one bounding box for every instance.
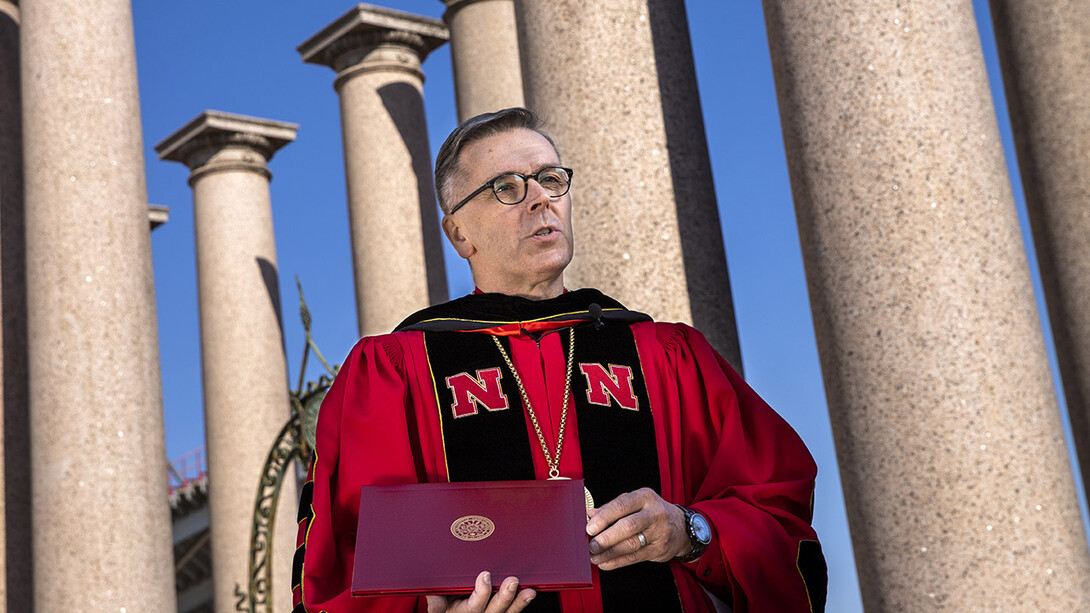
[548,475,594,516]
[495,333,596,516]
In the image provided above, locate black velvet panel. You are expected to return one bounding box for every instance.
[573,324,681,613]
[797,540,828,613]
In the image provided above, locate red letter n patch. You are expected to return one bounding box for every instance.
[445,368,510,418]
[579,363,638,411]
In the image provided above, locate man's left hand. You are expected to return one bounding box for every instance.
[585,488,692,570]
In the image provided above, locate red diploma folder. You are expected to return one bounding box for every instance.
[351,479,593,596]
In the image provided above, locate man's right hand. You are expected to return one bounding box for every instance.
[425,571,536,613]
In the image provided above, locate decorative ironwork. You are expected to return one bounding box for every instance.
[235,278,339,612]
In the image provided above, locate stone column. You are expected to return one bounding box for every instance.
[20,0,176,609]
[989,1,1090,500]
[514,0,741,370]
[441,0,524,121]
[156,111,298,613]
[0,1,30,609]
[299,5,448,338]
[763,0,1090,609]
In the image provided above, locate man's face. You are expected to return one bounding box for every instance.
[442,128,574,296]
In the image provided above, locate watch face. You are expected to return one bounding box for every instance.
[691,513,712,544]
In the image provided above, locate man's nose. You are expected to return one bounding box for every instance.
[523,177,551,211]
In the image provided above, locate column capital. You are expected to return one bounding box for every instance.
[0,0,18,20]
[298,4,448,77]
[155,110,298,182]
[148,204,169,230]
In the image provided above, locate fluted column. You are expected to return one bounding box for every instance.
[299,5,448,337]
[514,0,741,370]
[763,0,1090,609]
[441,0,524,121]
[989,1,1090,502]
[156,111,297,613]
[21,0,175,609]
[0,1,30,609]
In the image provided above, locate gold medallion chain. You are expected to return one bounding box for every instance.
[492,329,575,479]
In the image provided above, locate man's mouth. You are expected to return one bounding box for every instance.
[533,228,555,237]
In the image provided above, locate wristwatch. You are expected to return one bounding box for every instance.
[675,504,712,563]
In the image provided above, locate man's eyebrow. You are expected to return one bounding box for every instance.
[489,162,562,177]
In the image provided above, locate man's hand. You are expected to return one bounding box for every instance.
[585,488,691,570]
[425,571,536,613]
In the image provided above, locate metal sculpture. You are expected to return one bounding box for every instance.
[235,278,338,612]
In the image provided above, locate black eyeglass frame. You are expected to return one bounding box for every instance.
[448,166,574,215]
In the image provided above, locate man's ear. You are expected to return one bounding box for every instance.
[442,214,476,260]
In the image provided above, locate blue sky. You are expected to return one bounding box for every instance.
[133,2,1084,611]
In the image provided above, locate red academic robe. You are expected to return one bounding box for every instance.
[294,290,825,612]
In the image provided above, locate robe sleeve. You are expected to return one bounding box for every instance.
[635,322,828,613]
[293,334,426,613]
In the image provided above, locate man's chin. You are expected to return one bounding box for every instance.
[541,249,574,276]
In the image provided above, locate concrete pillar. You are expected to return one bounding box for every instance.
[989,1,1090,501]
[20,0,176,609]
[763,0,1090,609]
[0,1,30,609]
[513,0,742,370]
[299,5,448,338]
[155,111,298,613]
[441,0,524,122]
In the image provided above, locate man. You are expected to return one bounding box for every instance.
[294,108,826,612]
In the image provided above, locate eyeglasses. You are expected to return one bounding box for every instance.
[449,166,574,215]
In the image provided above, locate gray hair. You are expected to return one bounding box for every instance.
[434,107,560,214]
